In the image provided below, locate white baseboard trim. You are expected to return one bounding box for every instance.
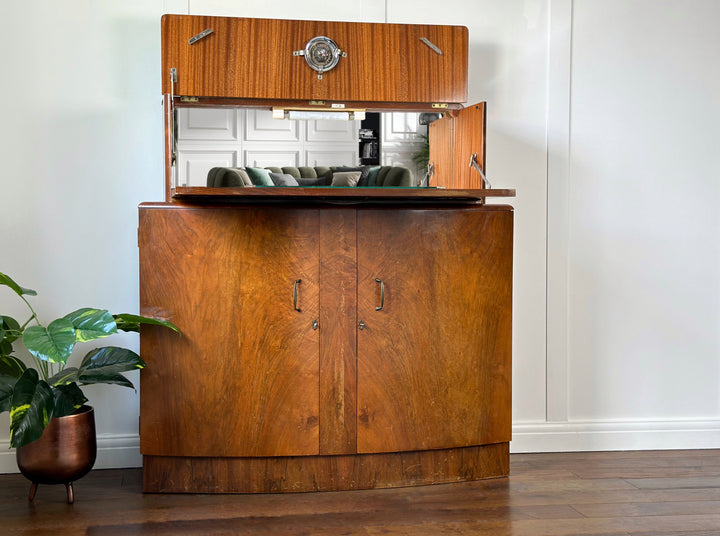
[3,421,719,473]
[0,434,141,475]
[511,419,720,453]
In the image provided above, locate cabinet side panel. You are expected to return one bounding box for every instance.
[356,207,513,453]
[139,206,320,457]
[162,15,468,104]
[319,209,358,455]
[453,102,487,189]
[428,115,455,188]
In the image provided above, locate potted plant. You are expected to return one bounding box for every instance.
[0,271,179,503]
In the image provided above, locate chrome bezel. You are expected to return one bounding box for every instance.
[303,36,341,74]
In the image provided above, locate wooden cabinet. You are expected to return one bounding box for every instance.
[162,15,468,106]
[356,208,512,453]
[139,207,321,457]
[141,13,514,494]
[139,203,513,493]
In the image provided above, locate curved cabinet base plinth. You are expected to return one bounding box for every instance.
[142,443,509,493]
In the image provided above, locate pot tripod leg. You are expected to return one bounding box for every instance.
[28,482,38,501]
[65,482,74,504]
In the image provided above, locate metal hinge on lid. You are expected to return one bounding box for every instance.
[469,152,492,189]
[188,29,213,45]
[419,37,443,55]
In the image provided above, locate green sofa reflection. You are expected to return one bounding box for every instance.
[206,165,413,188]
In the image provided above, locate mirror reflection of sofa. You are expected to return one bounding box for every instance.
[207,165,413,188]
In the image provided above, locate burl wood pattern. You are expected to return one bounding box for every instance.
[318,209,358,455]
[356,207,513,453]
[139,205,321,457]
[161,15,468,105]
[429,113,455,188]
[143,443,508,493]
[139,203,512,491]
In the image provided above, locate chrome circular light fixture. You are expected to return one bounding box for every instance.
[294,36,347,79]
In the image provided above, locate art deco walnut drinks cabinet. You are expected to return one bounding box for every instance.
[138,14,515,493]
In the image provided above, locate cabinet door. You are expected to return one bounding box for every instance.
[453,102,487,189]
[428,102,486,189]
[139,207,320,457]
[356,207,512,453]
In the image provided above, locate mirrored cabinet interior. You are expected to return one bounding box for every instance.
[139,14,515,493]
[359,112,381,166]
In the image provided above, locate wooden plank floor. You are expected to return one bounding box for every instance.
[2,450,720,535]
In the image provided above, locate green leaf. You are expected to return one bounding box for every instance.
[64,308,117,342]
[78,370,135,389]
[52,383,87,418]
[48,367,80,386]
[114,313,180,334]
[0,380,13,413]
[1,316,22,344]
[1,339,14,358]
[10,369,54,448]
[79,346,146,374]
[23,318,76,364]
[0,272,37,297]
[0,355,27,378]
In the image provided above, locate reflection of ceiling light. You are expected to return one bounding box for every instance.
[272,108,365,121]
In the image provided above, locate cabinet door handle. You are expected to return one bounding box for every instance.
[293,279,302,312]
[375,278,385,311]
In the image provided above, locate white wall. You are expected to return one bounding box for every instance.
[1,0,718,474]
[0,0,166,472]
[514,0,720,451]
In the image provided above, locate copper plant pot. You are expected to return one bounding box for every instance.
[16,405,97,504]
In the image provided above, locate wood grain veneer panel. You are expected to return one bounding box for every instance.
[161,15,468,104]
[453,102,487,189]
[163,94,173,201]
[139,206,320,457]
[428,114,455,188]
[356,206,513,453]
[143,443,508,493]
[318,209,358,455]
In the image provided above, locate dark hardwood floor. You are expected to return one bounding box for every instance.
[2,450,720,535]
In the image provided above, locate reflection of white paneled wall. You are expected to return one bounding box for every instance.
[180,108,238,140]
[178,150,237,187]
[306,120,358,142]
[176,109,360,186]
[244,109,299,141]
[306,150,358,167]
[244,151,300,168]
[380,112,427,183]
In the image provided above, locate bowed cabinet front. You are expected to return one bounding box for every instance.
[139,202,512,493]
